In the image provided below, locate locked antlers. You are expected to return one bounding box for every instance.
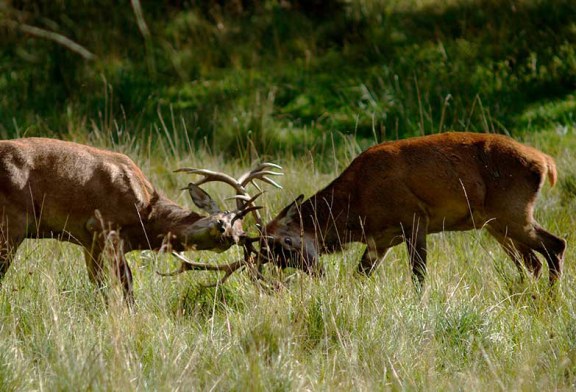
[157,163,282,285]
[177,162,283,226]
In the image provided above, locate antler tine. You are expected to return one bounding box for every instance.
[238,162,284,189]
[248,175,283,190]
[226,191,262,204]
[176,167,249,210]
[231,206,263,225]
[156,252,247,286]
[175,168,246,195]
[177,163,283,224]
[232,163,284,225]
[157,238,275,289]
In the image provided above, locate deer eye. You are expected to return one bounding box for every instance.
[217,220,226,233]
[284,237,293,246]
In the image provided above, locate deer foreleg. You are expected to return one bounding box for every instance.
[357,242,390,276]
[404,216,429,289]
[0,220,24,283]
[86,228,134,307]
[104,230,134,307]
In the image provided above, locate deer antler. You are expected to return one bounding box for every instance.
[238,162,284,191]
[156,251,247,287]
[157,236,264,286]
[175,162,283,226]
[160,163,283,285]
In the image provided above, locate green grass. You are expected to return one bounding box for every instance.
[1,130,576,390]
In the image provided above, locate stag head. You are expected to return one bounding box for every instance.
[178,183,262,251]
[257,195,319,273]
[159,162,284,286]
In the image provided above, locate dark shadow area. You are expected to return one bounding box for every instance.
[0,0,574,155]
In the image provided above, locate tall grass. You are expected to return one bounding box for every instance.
[1,126,575,390]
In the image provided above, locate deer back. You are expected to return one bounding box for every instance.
[0,138,157,239]
[317,132,556,233]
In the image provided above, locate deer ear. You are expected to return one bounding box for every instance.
[279,194,304,224]
[186,183,221,214]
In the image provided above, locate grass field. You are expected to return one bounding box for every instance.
[0,129,575,391]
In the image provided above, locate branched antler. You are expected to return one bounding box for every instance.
[175,162,283,226]
[157,251,248,287]
[158,162,283,286]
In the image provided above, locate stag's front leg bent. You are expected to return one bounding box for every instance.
[357,244,390,276]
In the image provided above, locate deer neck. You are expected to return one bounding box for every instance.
[299,185,355,252]
[145,196,204,251]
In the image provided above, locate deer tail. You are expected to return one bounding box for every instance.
[544,153,558,187]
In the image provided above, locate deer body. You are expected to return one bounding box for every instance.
[0,138,255,304]
[264,132,566,285]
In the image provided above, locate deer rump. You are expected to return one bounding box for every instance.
[261,132,565,286]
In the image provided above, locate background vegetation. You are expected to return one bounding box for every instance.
[2,0,575,157]
[1,0,576,390]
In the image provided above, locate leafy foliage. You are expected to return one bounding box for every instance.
[1,0,575,156]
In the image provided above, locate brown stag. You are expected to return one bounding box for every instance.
[255,132,566,287]
[0,137,281,304]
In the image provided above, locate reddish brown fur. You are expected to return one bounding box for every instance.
[0,138,245,304]
[263,132,566,285]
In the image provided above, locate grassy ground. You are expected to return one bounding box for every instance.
[0,129,575,391]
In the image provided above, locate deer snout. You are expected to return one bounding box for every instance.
[262,236,318,273]
[182,213,244,251]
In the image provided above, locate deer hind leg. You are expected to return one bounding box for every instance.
[403,216,429,289]
[487,227,542,279]
[531,225,565,284]
[489,221,565,284]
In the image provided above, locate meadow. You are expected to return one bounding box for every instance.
[0,128,575,391]
[1,0,576,390]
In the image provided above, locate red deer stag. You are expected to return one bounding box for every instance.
[256,132,566,287]
[0,137,281,304]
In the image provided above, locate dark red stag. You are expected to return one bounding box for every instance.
[257,132,566,286]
